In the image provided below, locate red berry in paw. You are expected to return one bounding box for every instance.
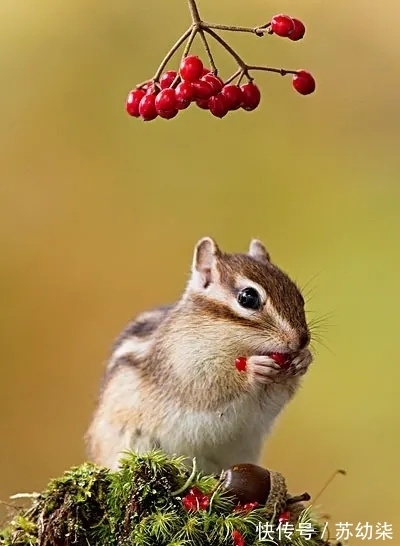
[155,88,177,113]
[235,357,247,372]
[221,84,243,110]
[193,79,214,100]
[270,14,295,37]
[240,82,261,111]
[269,352,289,367]
[176,99,191,110]
[208,94,229,118]
[175,81,195,102]
[158,108,178,120]
[292,70,316,95]
[138,93,158,121]
[289,18,306,41]
[278,511,291,523]
[196,98,210,110]
[125,89,146,117]
[202,73,224,94]
[232,530,245,546]
[179,55,204,82]
[159,70,177,89]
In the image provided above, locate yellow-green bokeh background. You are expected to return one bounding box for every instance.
[1,0,399,538]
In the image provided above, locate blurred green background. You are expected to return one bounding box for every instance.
[1,0,399,539]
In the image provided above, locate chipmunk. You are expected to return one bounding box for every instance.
[85,237,313,475]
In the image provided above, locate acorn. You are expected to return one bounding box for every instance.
[219,463,311,521]
[219,463,287,516]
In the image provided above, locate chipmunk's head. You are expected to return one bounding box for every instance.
[184,237,310,356]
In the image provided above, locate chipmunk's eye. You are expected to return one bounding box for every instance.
[237,287,262,310]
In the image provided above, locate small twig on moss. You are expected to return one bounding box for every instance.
[171,457,197,496]
[9,494,40,501]
[313,469,347,504]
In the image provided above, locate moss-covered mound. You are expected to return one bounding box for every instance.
[0,451,334,546]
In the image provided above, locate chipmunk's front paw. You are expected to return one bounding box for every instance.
[288,348,313,377]
[246,355,284,385]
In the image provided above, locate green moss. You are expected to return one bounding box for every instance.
[0,451,333,546]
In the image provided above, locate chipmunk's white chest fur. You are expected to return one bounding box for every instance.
[149,383,292,474]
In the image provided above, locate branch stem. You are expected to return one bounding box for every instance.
[152,27,193,82]
[246,65,299,76]
[203,28,247,70]
[170,26,199,88]
[224,69,242,85]
[198,30,217,73]
[187,0,201,23]
[202,22,266,37]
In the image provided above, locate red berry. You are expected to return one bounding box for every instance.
[196,98,209,110]
[193,80,214,100]
[179,55,204,82]
[176,99,191,110]
[182,487,210,511]
[182,495,196,511]
[292,70,316,95]
[188,486,203,497]
[155,88,177,114]
[221,85,243,110]
[232,530,245,546]
[289,18,306,41]
[175,81,195,102]
[138,93,158,121]
[159,70,177,89]
[208,94,229,118]
[201,67,211,76]
[235,357,247,372]
[270,14,295,37]
[125,89,146,117]
[269,352,289,367]
[158,109,178,120]
[144,83,160,97]
[201,73,224,94]
[240,82,261,111]
[278,511,291,523]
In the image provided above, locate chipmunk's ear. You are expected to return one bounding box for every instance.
[248,239,270,263]
[191,237,221,289]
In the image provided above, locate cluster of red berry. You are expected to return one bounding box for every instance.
[181,486,210,511]
[180,486,258,545]
[270,14,306,41]
[180,484,291,545]
[126,55,262,121]
[125,7,316,123]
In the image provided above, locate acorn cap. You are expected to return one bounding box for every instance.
[264,471,288,517]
